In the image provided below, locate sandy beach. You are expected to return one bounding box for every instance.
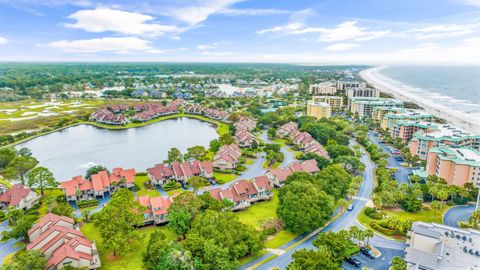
[360,66,480,134]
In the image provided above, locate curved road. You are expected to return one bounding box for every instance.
[241,141,405,270]
[443,204,475,228]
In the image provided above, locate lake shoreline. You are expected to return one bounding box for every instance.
[2,113,228,149]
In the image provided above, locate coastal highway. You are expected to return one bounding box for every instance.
[241,141,405,270]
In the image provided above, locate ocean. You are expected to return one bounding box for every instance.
[377,66,480,118]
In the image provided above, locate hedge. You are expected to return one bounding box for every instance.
[77,199,99,209]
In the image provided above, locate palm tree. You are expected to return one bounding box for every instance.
[44,195,56,213]
[365,229,374,246]
[81,209,91,222]
[338,198,348,213]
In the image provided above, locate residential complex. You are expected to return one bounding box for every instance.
[425,146,480,187]
[390,121,440,143]
[147,160,213,186]
[336,80,367,91]
[306,100,332,119]
[266,160,320,187]
[213,144,242,170]
[312,95,344,109]
[350,97,404,118]
[137,195,173,225]
[234,117,259,148]
[380,109,434,130]
[309,82,337,95]
[0,184,40,210]
[27,213,101,269]
[346,87,380,109]
[404,222,480,270]
[277,122,329,158]
[409,124,480,160]
[209,176,273,211]
[61,168,136,201]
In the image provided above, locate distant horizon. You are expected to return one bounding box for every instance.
[1,0,480,64]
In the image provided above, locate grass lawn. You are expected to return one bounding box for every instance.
[0,177,12,188]
[264,230,297,249]
[36,188,64,219]
[134,175,161,197]
[166,188,184,196]
[213,172,238,184]
[272,138,287,147]
[246,159,255,165]
[236,190,299,249]
[358,203,452,239]
[81,223,177,270]
[238,250,268,265]
[385,204,451,224]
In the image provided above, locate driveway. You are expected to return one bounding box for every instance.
[443,204,475,228]
[0,220,22,264]
[368,132,413,185]
[241,141,405,270]
[342,247,404,270]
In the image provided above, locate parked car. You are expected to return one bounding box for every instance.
[345,257,361,267]
[347,204,354,211]
[360,247,375,259]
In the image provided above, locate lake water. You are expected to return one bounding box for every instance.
[15,117,218,181]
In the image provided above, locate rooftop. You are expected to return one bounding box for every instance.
[307,100,331,108]
[430,146,480,167]
[351,97,404,106]
[412,124,480,142]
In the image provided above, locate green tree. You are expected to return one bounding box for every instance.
[0,147,16,170]
[338,198,348,213]
[313,230,356,264]
[209,139,221,152]
[288,249,338,270]
[44,195,56,213]
[2,250,46,270]
[219,133,235,146]
[165,148,183,164]
[81,209,91,222]
[27,166,57,196]
[391,256,407,270]
[143,230,167,270]
[183,210,263,269]
[430,200,443,214]
[3,156,38,185]
[185,146,207,161]
[167,207,192,240]
[267,127,276,139]
[85,165,107,180]
[326,144,354,159]
[188,176,204,196]
[94,189,145,256]
[52,203,74,218]
[1,209,36,241]
[277,181,334,233]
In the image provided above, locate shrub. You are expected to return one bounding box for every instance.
[163,181,181,191]
[135,172,148,176]
[77,199,99,209]
[370,221,399,236]
[364,207,384,220]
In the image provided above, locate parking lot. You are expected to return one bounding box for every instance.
[342,247,405,270]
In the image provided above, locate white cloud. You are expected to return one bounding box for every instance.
[317,21,391,42]
[0,36,7,45]
[197,44,216,50]
[45,37,155,53]
[218,8,288,16]
[257,21,390,42]
[411,24,474,39]
[325,43,360,51]
[164,0,243,26]
[65,8,180,36]
[465,37,480,45]
[460,0,480,6]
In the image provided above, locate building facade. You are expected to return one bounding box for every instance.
[312,96,344,109]
[307,101,332,119]
[350,97,404,118]
[309,83,337,95]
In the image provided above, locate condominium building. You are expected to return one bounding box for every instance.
[404,222,480,270]
[309,83,337,95]
[350,97,404,118]
[372,107,404,122]
[380,109,434,130]
[312,96,344,109]
[425,146,480,187]
[307,100,332,119]
[336,80,366,91]
[409,124,480,160]
[346,87,380,109]
[390,121,440,144]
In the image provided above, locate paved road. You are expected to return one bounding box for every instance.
[342,247,404,270]
[443,204,476,228]
[0,220,22,264]
[368,132,413,185]
[242,142,405,270]
[259,130,297,167]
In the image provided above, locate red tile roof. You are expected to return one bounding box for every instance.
[28,213,74,236]
[0,184,34,207]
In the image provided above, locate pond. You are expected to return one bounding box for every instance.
[16,117,218,181]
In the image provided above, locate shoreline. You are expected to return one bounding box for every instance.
[360,66,480,133]
[2,113,229,149]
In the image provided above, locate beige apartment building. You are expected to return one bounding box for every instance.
[309,83,337,95]
[307,100,331,119]
[312,96,344,109]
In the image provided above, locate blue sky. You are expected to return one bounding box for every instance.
[1,0,480,64]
